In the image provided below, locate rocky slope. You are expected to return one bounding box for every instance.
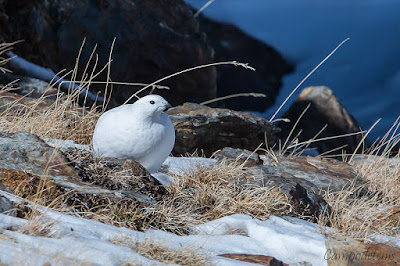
[0,0,292,110]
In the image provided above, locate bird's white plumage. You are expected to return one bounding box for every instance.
[92,95,175,173]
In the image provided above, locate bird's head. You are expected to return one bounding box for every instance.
[133,95,172,119]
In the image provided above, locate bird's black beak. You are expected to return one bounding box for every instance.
[165,103,172,111]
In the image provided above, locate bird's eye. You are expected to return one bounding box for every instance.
[150,100,155,104]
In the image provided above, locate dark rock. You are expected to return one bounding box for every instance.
[289,183,329,221]
[1,0,216,107]
[257,154,366,193]
[278,86,365,156]
[166,103,281,156]
[217,147,368,221]
[197,13,294,112]
[219,254,288,266]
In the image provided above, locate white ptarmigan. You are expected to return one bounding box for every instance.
[92,95,175,173]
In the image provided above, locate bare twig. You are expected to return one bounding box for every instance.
[123,61,255,104]
[269,38,350,122]
[200,92,266,105]
[193,0,216,18]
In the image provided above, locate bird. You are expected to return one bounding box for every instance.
[92,94,175,173]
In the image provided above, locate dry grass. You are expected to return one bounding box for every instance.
[142,159,292,234]
[318,185,400,240]
[0,169,63,207]
[111,237,212,266]
[0,96,100,145]
[0,43,106,145]
[6,172,147,231]
[18,215,58,238]
[317,119,400,240]
[69,197,145,231]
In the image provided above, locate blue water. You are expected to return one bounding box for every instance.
[187,0,400,140]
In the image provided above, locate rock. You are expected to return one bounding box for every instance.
[214,147,260,167]
[216,147,368,220]
[0,131,77,177]
[0,195,16,216]
[219,254,288,266]
[1,0,216,107]
[277,86,365,156]
[40,138,92,153]
[196,13,293,112]
[0,132,167,229]
[256,155,367,219]
[63,148,167,201]
[166,103,281,156]
[258,155,366,193]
